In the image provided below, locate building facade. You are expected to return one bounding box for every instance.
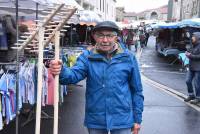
[181,0,200,19]
[123,12,137,21]
[169,0,200,21]
[75,0,116,21]
[146,5,168,20]
[116,7,125,22]
[171,0,181,21]
[121,5,168,22]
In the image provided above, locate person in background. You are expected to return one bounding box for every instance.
[1,15,17,47]
[122,27,128,43]
[184,32,200,104]
[138,27,146,48]
[126,29,135,50]
[49,21,144,134]
[144,31,149,47]
[133,33,139,52]
[117,29,127,49]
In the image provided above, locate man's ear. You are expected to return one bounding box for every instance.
[92,32,96,40]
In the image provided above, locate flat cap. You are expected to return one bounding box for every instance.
[93,21,119,33]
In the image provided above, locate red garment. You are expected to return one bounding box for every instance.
[122,29,128,36]
[47,69,54,105]
[9,90,15,112]
[126,31,135,45]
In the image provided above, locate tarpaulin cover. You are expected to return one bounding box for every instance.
[152,18,200,29]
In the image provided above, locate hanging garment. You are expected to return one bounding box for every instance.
[25,63,36,105]
[41,66,48,106]
[18,62,29,104]
[8,74,17,118]
[20,61,36,104]
[0,73,13,125]
[0,73,8,93]
[5,73,16,124]
[0,95,3,130]
[47,69,54,105]
[5,94,12,124]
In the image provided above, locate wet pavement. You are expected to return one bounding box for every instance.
[141,80,200,134]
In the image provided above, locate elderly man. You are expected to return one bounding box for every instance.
[50,21,144,134]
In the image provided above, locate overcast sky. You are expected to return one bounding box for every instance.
[116,0,169,13]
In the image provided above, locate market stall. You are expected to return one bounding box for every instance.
[62,10,102,47]
[153,19,200,68]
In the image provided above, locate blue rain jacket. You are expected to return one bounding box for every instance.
[59,44,144,130]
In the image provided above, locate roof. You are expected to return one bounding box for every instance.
[136,5,168,15]
[158,5,168,14]
[124,12,137,17]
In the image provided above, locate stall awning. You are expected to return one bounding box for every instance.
[151,22,180,29]
[0,0,82,10]
[152,18,200,29]
[179,18,200,28]
[0,0,81,24]
[78,10,102,26]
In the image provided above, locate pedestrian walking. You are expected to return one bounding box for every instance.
[184,32,200,104]
[133,34,139,52]
[49,21,144,134]
[122,27,128,44]
[126,29,135,50]
[144,31,149,47]
[138,27,146,48]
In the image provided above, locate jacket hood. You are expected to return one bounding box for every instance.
[192,32,200,44]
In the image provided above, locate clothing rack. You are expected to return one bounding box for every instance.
[0,62,18,133]
[0,60,56,128]
[1,1,77,134]
[15,3,76,134]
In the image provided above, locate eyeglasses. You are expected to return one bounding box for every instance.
[95,33,117,39]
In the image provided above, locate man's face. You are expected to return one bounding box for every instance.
[93,30,118,52]
[192,36,197,45]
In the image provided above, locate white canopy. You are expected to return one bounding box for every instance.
[79,10,102,25]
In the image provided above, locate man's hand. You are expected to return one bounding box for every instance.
[185,51,191,58]
[132,123,141,134]
[49,60,62,75]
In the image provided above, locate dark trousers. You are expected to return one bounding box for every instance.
[186,70,200,98]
